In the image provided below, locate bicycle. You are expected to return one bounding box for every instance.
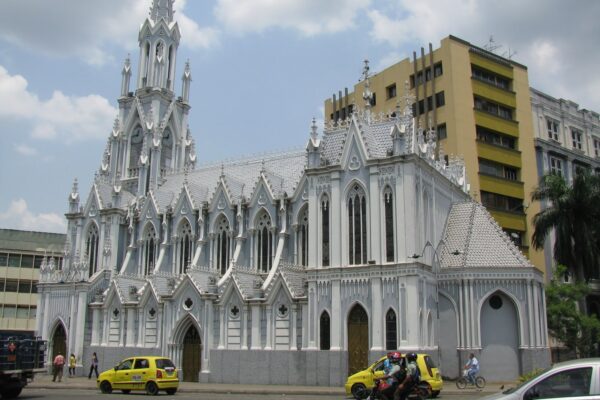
[455,369,486,389]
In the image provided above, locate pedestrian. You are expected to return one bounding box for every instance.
[68,353,76,376]
[52,353,65,382]
[88,352,99,379]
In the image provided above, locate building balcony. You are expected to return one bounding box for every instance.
[479,173,525,199]
[477,141,522,167]
[472,79,517,108]
[474,109,519,137]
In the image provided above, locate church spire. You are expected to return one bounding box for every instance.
[149,0,175,24]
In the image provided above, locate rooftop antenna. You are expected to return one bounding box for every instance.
[483,35,502,53]
[503,48,518,60]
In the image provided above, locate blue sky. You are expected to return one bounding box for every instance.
[1,0,599,234]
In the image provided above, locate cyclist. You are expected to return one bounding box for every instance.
[464,353,480,385]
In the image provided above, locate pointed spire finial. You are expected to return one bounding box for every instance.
[150,0,174,23]
[361,59,373,123]
[261,159,266,173]
[220,163,225,178]
[310,117,318,141]
[184,163,189,185]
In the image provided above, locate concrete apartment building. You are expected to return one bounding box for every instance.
[324,35,545,272]
[0,229,65,333]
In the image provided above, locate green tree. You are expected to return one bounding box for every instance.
[531,171,600,282]
[546,265,600,357]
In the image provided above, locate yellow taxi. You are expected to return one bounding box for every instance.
[345,353,443,399]
[97,356,179,395]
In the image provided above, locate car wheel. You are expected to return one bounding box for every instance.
[0,387,23,399]
[351,383,367,400]
[122,389,131,394]
[431,390,440,398]
[166,388,177,395]
[100,381,113,394]
[146,381,159,396]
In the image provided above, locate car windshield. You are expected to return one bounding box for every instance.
[502,366,552,394]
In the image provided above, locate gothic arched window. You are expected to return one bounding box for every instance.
[142,224,157,275]
[256,211,273,273]
[321,195,330,267]
[215,215,231,275]
[160,128,173,175]
[384,186,395,262]
[129,125,143,177]
[320,311,331,350]
[385,308,398,350]
[178,219,193,274]
[86,223,99,278]
[298,206,308,266]
[348,184,367,265]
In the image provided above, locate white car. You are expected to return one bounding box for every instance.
[481,358,600,400]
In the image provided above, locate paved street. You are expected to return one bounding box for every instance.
[20,388,490,399]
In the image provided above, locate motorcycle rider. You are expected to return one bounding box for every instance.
[394,352,420,400]
[371,352,404,400]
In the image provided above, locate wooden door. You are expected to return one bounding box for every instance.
[348,305,369,376]
[51,324,67,361]
[181,326,201,382]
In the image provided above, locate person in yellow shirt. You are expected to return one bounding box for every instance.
[68,353,76,377]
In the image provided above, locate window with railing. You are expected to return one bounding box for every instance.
[546,118,560,141]
[479,158,519,181]
[549,156,564,176]
[476,126,516,149]
[474,97,513,120]
[471,65,511,90]
[481,191,524,213]
[571,128,583,150]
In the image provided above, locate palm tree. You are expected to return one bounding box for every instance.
[531,171,600,283]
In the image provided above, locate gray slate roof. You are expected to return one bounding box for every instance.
[439,201,532,269]
[320,118,394,165]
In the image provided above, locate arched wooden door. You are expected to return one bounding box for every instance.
[348,304,369,376]
[51,324,67,361]
[181,326,201,382]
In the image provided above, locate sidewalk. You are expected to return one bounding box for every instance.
[29,373,510,396]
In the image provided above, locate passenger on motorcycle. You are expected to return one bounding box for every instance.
[394,352,420,400]
[371,352,404,400]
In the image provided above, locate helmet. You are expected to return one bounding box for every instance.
[406,352,418,362]
[388,352,402,362]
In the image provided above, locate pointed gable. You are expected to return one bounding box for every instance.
[439,201,533,269]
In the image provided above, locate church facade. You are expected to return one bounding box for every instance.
[36,0,550,385]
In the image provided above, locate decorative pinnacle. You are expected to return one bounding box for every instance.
[261,159,266,173]
[183,59,192,80]
[149,0,174,24]
[310,117,318,141]
[220,163,225,178]
[361,59,373,109]
[122,54,131,73]
[71,178,79,198]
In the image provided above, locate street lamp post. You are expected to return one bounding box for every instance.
[409,240,461,374]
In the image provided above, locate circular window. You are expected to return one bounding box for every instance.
[183,298,193,310]
[229,305,240,319]
[277,304,289,318]
[489,295,503,310]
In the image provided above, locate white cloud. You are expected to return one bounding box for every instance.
[365,0,600,112]
[0,66,117,141]
[14,144,37,156]
[0,0,218,66]
[214,0,371,36]
[0,199,66,234]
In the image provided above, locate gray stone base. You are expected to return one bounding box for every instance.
[520,348,551,375]
[205,349,348,386]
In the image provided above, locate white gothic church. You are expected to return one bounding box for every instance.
[37,0,550,385]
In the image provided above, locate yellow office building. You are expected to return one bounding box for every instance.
[324,35,544,271]
[0,229,65,333]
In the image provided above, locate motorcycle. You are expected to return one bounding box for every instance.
[358,379,432,400]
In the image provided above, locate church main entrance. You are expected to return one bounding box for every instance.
[181,326,201,382]
[348,304,369,376]
[51,323,67,361]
